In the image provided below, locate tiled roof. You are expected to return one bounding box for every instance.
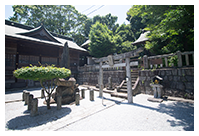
[5,20,87,52]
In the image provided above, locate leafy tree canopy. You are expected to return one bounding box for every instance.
[13,65,71,81]
[88,21,115,58]
[127,5,194,55]
[10,5,88,45]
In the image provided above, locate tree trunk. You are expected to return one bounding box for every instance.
[47,94,51,109]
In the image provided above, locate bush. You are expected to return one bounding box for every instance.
[13,65,71,81]
[13,65,71,109]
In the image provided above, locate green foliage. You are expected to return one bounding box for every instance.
[13,65,71,81]
[115,41,137,54]
[127,5,194,55]
[88,21,115,58]
[168,55,178,67]
[10,5,88,45]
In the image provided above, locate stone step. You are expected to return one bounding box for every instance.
[124,81,136,86]
[117,88,127,93]
[111,92,127,99]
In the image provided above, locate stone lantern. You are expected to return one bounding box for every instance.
[150,76,163,98]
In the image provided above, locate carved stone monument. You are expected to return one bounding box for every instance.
[60,42,70,68]
[52,77,78,104]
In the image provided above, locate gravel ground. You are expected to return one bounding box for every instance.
[5,87,194,131]
[58,94,194,131]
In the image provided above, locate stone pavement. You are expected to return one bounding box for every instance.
[5,86,194,131]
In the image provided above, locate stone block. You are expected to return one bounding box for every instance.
[147,97,163,103]
[75,93,80,105]
[185,76,194,82]
[176,82,185,91]
[31,98,38,117]
[166,70,172,75]
[28,94,34,110]
[160,70,165,76]
[90,89,94,101]
[172,69,178,75]
[168,76,173,81]
[185,82,194,90]
[178,69,182,76]
[24,91,30,105]
[173,76,179,81]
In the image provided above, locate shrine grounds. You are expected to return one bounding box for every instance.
[5,86,194,131]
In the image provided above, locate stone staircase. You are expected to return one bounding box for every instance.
[111,69,139,99]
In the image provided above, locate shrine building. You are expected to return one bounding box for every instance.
[5,19,88,89]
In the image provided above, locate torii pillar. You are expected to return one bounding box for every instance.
[125,58,133,103]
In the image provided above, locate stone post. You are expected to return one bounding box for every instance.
[164,57,168,67]
[28,94,34,110]
[125,58,133,103]
[41,89,45,98]
[81,89,85,99]
[177,51,182,67]
[24,91,30,105]
[31,98,38,117]
[107,77,113,90]
[143,55,149,69]
[90,89,94,101]
[99,62,103,97]
[185,54,189,66]
[75,92,80,105]
[57,96,62,110]
[22,90,27,101]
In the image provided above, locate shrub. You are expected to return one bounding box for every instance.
[13,65,71,109]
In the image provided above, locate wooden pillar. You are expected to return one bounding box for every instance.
[99,62,103,97]
[125,58,133,103]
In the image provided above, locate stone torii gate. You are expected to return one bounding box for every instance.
[92,47,143,103]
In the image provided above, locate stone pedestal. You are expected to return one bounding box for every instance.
[31,98,38,116]
[150,83,163,98]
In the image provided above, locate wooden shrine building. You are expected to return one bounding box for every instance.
[5,20,88,89]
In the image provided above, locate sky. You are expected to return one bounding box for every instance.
[5,5,132,25]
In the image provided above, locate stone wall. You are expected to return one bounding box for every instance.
[138,67,194,99]
[77,70,125,88]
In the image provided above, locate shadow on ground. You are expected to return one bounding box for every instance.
[6,105,71,130]
[120,101,194,131]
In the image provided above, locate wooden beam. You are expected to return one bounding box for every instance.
[93,47,143,63]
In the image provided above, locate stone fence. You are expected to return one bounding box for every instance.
[138,67,194,99]
[142,51,194,69]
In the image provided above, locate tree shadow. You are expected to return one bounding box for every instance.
[120,101,194,131]
[6,105,71,130]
